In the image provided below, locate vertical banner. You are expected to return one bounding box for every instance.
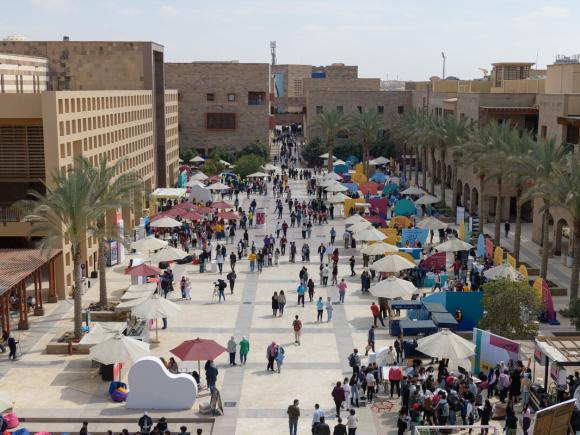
[456,206,465,225]
[255,207,266,228]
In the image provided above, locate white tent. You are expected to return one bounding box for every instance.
[371,254,416,273]
[323,172,342,181]
[80,322,127,345]
[191,171,208,181]
[414,194,440,205]
[150,217,182,228]
[370,156,389,165]
[262,163,278,171]
[131,237,168,252]
[150,246,189,263]
[116,295,151,310]
[416,216,447,230]
[329,193,350,203]
[436,238,473,252]
[325,184,349,193]
[355,227,387,242]
[348,220,373,233]
[120,287,157,301]
[361,242,399,255]
[370,276,417,299]
[190,156,205,163]
[484,263,523,281]
[220,159,231,167]
[333,159,346,166]
[132,295,182,320]
[319,153,337,159]
[247,171,268,178]
[344,214,368,226]
[401,186,426,196]
[185,179,205,188]
[208,182,231,191]
[189,185,213,203]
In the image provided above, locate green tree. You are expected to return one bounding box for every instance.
[479,278,542,339]
[311,109,349,172]
[301,137,325,168]
[334,139,362,161]
[369,133,396,161]
[82,158,143,308]
[240,141,269,159]
[350,109,385,176]
[235,154,267,179]
[210,145,238,164]
[203,157,225,176]
[17,159,120,338]
[179,147,198,164]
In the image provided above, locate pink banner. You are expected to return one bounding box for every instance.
[485,239,494,258]
[489,334,519,354]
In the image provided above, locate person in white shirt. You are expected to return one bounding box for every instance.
[385,346,396,366]
[366,371,376,402]
[312,403,324,433]
[346,409,358,434]
[342,377,351,410]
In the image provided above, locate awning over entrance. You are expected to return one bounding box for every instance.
[557,115,580,127]
[480,106,538,115]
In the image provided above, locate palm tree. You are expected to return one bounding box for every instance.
[82,158,143,308]
[312,109,349,172]
[547,154,580,299]
[519,138,569,279]
[350,109,384,177]
[17,160,115,339]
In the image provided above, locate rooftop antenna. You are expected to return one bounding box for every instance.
[441,51,446,79]
[270,41,277,66]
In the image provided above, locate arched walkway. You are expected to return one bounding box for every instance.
[554,218,571,256]
[463,183,471,214]
[471,187,479,217]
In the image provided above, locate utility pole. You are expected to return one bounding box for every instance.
[270,41,277,66]
[441,51,446,79]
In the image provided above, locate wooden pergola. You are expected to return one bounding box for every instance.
[0,249,62,332]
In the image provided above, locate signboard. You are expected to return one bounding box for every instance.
[255,208,266,228]
[473,328,521,373]
[456,206,465,225]
[530,399,575,435]
[401,228,429,246]
[107,240,119,266]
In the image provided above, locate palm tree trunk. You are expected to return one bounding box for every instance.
[540,204,550,280]
[327,138,334,173]
[494,176,502,246]
[430,148,436,195]
[414,146,419,186]
[478,173,485,228]
[513,187,523,263]
[440,151,447,210]
[451,159,458,218]
[363,139,369,177]
[402,144,407,185]
[73,247,83,339]
[98,237,108,307]
[570,220,580,301]
[422,147,427,190]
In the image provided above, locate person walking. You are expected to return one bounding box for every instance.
[287,399,300,435]
[326,297,334,322]
[348,349,361,375]
[330,227,337,244]
[272,291,279,317]
[322,264,330,286]
[366,326,375,356]
[312,404,324,434]
[504,221,511,238]
[307,278,315,302]
[342,377,351,411]
[297,282,305,307]
[389,362,402,398]
[338,279,347,304]
[370,302,385,327]
[227,336,237,366]
[332,381,346,418]
[275,345,285,373]
[349,374,360,408]
[266,341,278,372]
[292,315,302,345]
[314,416,330,435]
[366,370,376,403]
[216,251,224,274]
[349,256,356,276]
[316,297,324,322]
[278,291,286,316]
[227,270,236,294]
[239,336,250,365]
[333,417,347,435]
[346,409,358,435]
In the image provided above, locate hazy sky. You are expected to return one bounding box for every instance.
[2,0,578,81]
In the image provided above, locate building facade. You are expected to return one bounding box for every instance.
[165,62,271,156]
[0,53,48,93]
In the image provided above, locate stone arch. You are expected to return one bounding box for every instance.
[471,186,479,217]
[463,183,471,213]
[446,164,453,188]
[455,179,463,209]
[554,218,571,256]
[436,160,442,184]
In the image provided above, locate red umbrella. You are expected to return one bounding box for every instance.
[182,211,204,222]
[125,263,161,276]
[163,208,183,218]
[175,202,195,210]
[211,201,234,210]
[217,211,240,220]
[196,207,214,215]
[171,338,227,380]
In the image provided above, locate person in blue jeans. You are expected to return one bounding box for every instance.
[316,297,324,322]
[287,399,300,435]
[297,282,305,307]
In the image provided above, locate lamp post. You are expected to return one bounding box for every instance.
[441,52,446,80]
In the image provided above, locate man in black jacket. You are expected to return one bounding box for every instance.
[138,412,152,433]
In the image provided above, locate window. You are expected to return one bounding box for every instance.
[206,93,215,102]
[336,106,343,113]
[227,93,237,102]
[377,106,384,114]
[357,106,363,114]
[206,113,236,130]
[248,92,266,105]
[397,106,405,114]
[316,106,323,114]
[540,125,547,139]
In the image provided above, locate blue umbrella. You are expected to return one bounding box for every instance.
[383,182,399,195]
[393,199,417,216]
[346,154,360,164]
[476,234,485,257]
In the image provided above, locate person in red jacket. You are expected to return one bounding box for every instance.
[332,381,346,418]
[389,362,403,398]
[370,302,385,327]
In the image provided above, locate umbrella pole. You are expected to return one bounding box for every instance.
[155,318,159,342]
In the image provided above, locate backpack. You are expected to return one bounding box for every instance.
[293,320,302,331]
[348,353,357,367]
[448,394,460,412]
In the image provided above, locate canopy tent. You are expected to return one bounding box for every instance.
[401,186,426,196]
[355,227,387,242]
[370,156,389,165]
[329,192,350,203]
[416,216,447,230]
[125,263,161,276]
[436,238,473,252]
[383,183,399,195]
[190,156,205,163]
[416,328,476,361]
[483,263,524,281]
[370,276,417,299]
[149,217,182,228]
[191,171,209,181]
[348,220,373,233]
[116,295,151,310]
[170,338,227,381]
[150,188,187,201]
[393,199,417,216]
[360,241,399,255]
[414,194,440,205]
[220,159,231,167]
[344,214,368,226]
[325,184,349,193]
[318,179,340,187]
[323,172,342,181]
[132,295,182,342]
[80,322,127,345]
[188,185,213,203]
[174,202,195,210]
[131,237,168,252]
[217,211,240,220]
[371,254,416,273]
[359,182,381,195]
[207,182,231,191]
[211,201,234,210]
[319,153,337,159]
[150,246,189,263]
[332,159,346,166]
[89,333,150,377]
[120,287,156,301]
[181,211,204,222]
[185,179,205,188]
[247,171,268,178]
[262,163,278,171]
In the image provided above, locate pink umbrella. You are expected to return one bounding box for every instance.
[175,202,195,211]
[125,263,161,276]
[217,211,240,220]
[182,211,204,222]
[211,201,234,210]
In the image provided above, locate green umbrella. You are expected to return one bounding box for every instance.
[393,199,417,216]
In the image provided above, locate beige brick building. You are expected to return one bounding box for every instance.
[165,62,271,155]
[0,53,48,93]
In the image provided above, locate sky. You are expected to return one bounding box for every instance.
[2,0,579,81]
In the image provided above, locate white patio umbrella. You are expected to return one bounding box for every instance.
[89,333,150,379]
[125,283,158,293]
[344,214,368,226]
[262,163,277,171]
[0,392,14,412]
[401,186,426,196]
[324,172,342,181]
[318,179,339,187]
[186,179,205,188]
[355,227,387,242]
[436,238,473,252]
[120,287,157,301]
[370,156,389,165]
[416,216,447,230]
[131,236,168,252]
[150,216,182,228]
[178,158,184,163]
[191,171,208,181]
[329,192,350,203]
[416,329,476,361]
[220,159,231,167]
[208,182,231,191]
[80,322,127,345]
[150,246,189,263]
[116,295,151,310]
[370,276,417,299]
[332,159,346,166]
[371,254,416,273]
[132,295,182,342]
[414,194,440,205]
[348,220,373,233]
[484,263,523,281]
[190,156,205,163]
[247,171,268,178]
[319,152,337,159]
[361,242,399,255]
[325,184,349,193]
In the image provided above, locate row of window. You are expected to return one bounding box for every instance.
[315,105,405,115]
[58,109,152,137]
[205,91,266,105]
[57,94,151,114]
